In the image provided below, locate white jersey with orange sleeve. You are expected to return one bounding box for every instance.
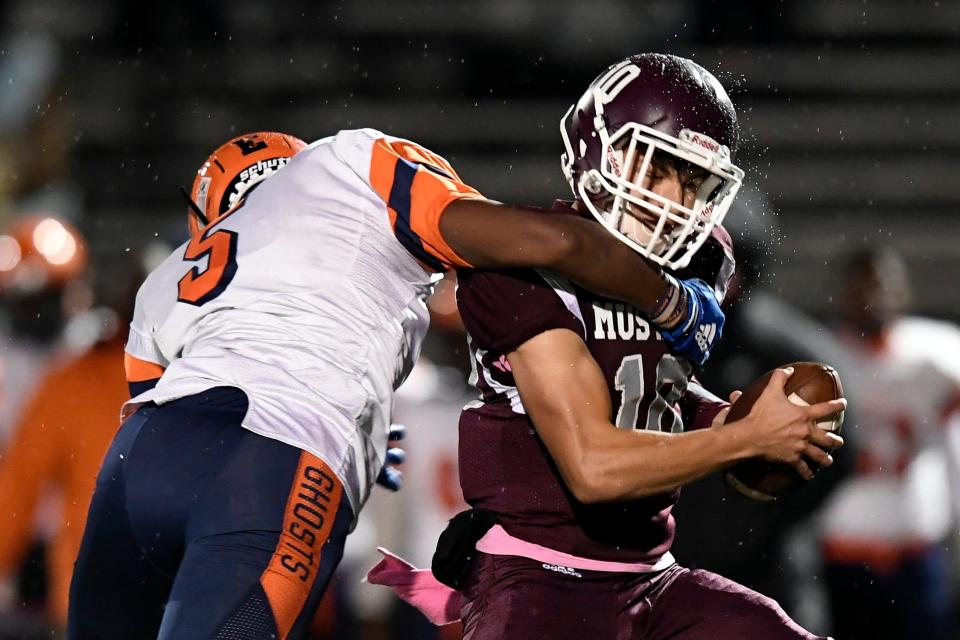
[819,317,960,558]
[123,129,484,515]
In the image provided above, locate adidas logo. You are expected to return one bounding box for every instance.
[541,563,583,578]
[695,323,717,352]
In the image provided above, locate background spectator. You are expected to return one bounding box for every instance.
[817,247,960,640]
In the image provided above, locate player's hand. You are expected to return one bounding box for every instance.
[656,278,725,367]
[376,424,407,492]
[742,368,846,479]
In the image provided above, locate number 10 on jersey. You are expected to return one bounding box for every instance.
[614,353,688,433]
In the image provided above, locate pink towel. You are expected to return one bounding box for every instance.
[366,548,462,625]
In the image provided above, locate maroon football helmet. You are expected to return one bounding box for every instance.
[561,53,745,270]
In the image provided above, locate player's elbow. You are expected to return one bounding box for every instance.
[565,474,605,504]
[571,448,676,503]
[565,450,621,504]
[566,470,626,504]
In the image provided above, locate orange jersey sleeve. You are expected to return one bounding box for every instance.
[368,137,484,272]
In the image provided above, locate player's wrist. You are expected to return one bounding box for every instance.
[711,415,761,462]
[650,274,688,330]
[654,277,724,367]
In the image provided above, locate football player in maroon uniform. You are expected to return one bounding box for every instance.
[451,54,845,640]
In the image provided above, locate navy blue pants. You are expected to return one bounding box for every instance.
[68,387,354,639]
[825,546,956,640]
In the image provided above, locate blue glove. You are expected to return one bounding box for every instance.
[657,278,725,367]
[376,424,406,492]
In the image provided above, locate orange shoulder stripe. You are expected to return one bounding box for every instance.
[407,169,482,269]
[368,136,482,271]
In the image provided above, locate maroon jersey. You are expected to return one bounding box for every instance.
[456,206,731,563]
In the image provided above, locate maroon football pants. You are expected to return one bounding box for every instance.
[459,553,827,640]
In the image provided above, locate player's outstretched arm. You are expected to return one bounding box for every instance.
[440,199,724,366]
[508,331,845,503]
[440,199,669,311]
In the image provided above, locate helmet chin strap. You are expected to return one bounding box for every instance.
[618,210,646,244]
[179,186,209,229]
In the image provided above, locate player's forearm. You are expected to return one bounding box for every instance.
[510,331,747,505]
[573,421,755,502]
[544,214,669,311]
[440,199,668,311]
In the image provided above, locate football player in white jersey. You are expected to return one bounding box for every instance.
[819,247,960,640]
[68,118,732,638]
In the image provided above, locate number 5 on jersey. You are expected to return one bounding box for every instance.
[177,228,239,306]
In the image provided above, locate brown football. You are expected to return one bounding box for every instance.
[723,362,845,501]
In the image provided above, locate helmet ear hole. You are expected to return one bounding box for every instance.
[696,175,724,208]
[584,174,604,196]
[180,186,208,236]
[188,132,308,233]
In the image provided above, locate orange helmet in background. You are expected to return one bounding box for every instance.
[0,214,87,294]
[187,131,307,235]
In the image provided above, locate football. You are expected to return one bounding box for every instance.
[723,362,845,501]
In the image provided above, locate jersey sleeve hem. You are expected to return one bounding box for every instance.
[681,380,729,431]
[125,324,168,369]
[429,192,487,269]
